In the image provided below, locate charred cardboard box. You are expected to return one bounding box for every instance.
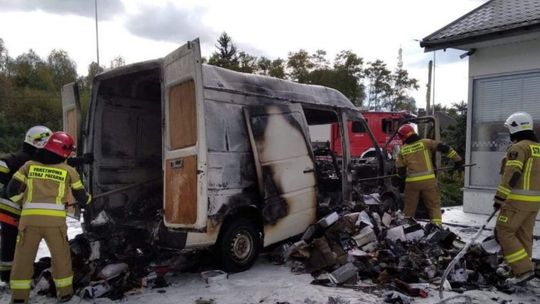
[285,206,516,298]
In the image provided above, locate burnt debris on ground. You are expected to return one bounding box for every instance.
[28,194,539,301]
[268,197,539,301]
[31,189,204,300]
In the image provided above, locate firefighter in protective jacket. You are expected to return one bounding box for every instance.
[494,112,539,285]
[395,124,463,225]
[0,126,51,283]
[6,131,91,303]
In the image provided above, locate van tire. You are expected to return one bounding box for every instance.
[218,218,261,273]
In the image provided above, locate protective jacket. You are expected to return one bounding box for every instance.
[0,151,32,185]
[495,139,540,276]
[396,137,462,225]
[0,151,32,224]
[0,150,31,282]
[396,138,462,184]
[7,160,90,227]
[494,139,540,212]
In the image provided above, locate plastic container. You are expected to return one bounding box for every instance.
[97,263,128,280]
[328,262,358,285]
[200,270,228,284]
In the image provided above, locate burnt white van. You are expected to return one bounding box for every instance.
[61,39,387,272]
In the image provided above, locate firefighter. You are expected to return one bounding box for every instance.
[494,112,539,285]
[6,131,91,303]
[395,124,463,226]
[0,126,52,283]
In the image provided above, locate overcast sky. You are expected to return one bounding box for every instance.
[0,0,488,109]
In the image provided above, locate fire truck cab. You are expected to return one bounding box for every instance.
[331,111,415,159]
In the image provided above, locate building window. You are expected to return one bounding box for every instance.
[470,72,540,188]
[382,118,398,134]
[352,121,366,133]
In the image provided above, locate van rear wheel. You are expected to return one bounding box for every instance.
[218,219,261,272]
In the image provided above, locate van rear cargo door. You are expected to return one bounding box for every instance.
[61,82,81,148]
[162,39,208,229]
[61,82,82,219]
[244,104,317,246]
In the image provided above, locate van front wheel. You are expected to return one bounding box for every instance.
[218,219,261,272]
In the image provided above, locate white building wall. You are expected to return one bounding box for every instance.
[464,37,540,218]
[469,38,540,77]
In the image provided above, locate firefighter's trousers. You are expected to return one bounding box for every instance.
[495,204,538,276]
[1,222,18,282]
[403,179,442,225]
[10,225,73,304]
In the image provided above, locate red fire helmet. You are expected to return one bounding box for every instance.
[43,131,75,158]
[397,124,415,141]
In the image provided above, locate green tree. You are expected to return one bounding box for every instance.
[437,101,467,206]
[237,51,257,73]
[385,59,419,111]
[268,58,286,79]
[257,57,285,79]
[312,49,329,69]
[0,38,9,74]
[441,101,467,156]
[0,45,78,153]
[12,49,53,91]
[85,61,105,88]
[0,38,12,102]
[364,59,392,110]
[287,49,366,105]
[47,49,77,91]
[110,55,126,69]
[79,62,104,119]
[208,32,239,70]
[257,56,271,75]
[333,50,365,105]
[287,49,313,83]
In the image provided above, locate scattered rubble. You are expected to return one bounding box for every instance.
[26,192,538,302]
[277,197,539,300]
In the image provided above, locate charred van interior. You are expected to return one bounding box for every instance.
[304,108,345,207]
[86,64,162,227]
[78,64,166,274]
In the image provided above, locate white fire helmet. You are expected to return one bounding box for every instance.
[24,125,52,149]
[504,112,534,135]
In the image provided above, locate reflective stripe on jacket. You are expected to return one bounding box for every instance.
[11,160,86,227]
[397,139,436,183]
[495,140,540,211]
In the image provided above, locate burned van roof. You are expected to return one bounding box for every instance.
[93,59,162,82]
[94,59,358,112]
[201,64,359,111]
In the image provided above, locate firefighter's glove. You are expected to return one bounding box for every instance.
[397,167,407,179]
[70,201,83,210]
[454,159,465,172]
[493,200,503,211]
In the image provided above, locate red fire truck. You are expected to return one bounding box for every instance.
[330,111,416,158]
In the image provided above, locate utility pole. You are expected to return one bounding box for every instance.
[95,0,100,67]
[426,60,432,115]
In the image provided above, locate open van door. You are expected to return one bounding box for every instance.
[162,39,207,229]
[61,83,81,150]
[244,104,317,246]
[61,82,82,219]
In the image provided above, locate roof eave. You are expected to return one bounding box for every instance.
[421,25,540,52]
